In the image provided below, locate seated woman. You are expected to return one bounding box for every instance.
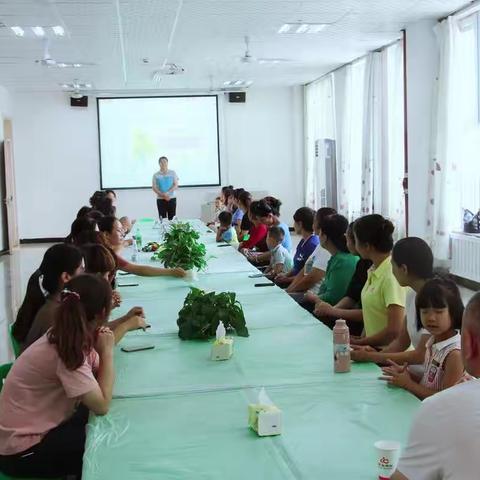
[380,276,465,399]
[81,243,146,337]
[90,190,116,217]
[286,207,336,294]
[97,216,185,278]
[350,214,406,348]
[312,222,371,335]
[245,197,292,266]
[12,244,84,352]
[231,188,245,235]
[239,208,268,255]
[351,237,433,371]
[237,190,253,242]
[298,214,358,312]
[65,216,98,246]
[275,207,319,287]
[0,275,116,479]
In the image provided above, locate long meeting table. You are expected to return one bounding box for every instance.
[82,219,420,479]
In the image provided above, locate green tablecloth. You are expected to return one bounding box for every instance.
[83,220,420,479]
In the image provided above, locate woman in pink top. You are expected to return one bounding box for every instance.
[0,274,115,478]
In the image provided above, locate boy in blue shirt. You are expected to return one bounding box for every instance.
[216,211,238,245]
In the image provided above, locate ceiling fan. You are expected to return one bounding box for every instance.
[35,39,96,68]
[238,36,290,65]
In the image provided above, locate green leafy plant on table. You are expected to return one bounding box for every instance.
[177,287,249,340]
[152,222,208,271]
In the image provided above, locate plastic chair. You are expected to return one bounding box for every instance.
[8,324,21,358]
[0,362,12,391]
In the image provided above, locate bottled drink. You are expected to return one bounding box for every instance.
[131,241,138,262]
[135,228,142,250]
[333,319,351,373]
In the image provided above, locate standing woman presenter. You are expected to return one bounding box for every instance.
[152,156,179,220]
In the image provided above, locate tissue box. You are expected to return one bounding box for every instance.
[248,404,282,436]
[210,337,233,361]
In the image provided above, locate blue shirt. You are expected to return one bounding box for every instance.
[292,234,320,275]
[278,222,292,252]
[153,169,178,198]
[231,208,244,226]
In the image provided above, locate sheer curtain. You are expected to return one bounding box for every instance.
[336,41,405,233]
[361,43,406,237]
[304,74,335,209]
[337,60,366,220]
[427,16,479,260]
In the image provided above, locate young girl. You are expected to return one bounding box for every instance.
[286,207,336,294]
[303,214,358,308]
[351,237,433,368]
[12,244,84,351]
[275,207,319,287]
[0,275,115,478]
[350,214,406,347]
[380,277,465,399]
[98,216,185,278]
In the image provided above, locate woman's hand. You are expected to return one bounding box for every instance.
[95,327,115,356]
[126,306,145,319]
[303,291,319,304]
[170,267,186,278]
[127,315,148,331]
[112,290,122,308]
[349,335,365,346]
[314,300,335,317]
[350,345,376,362]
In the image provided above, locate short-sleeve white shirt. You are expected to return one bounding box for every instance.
[397,379,480,479]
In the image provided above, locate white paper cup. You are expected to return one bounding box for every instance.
[374,440,401,479]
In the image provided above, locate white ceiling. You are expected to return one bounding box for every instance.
[0,0,469,93]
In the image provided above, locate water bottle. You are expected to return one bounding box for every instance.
[135,228,142,250]
[131,241,138,262]
[333,319,351,373]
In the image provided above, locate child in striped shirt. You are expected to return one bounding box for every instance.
[380,277,465,399]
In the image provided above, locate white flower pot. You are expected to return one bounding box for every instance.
[184,270,199,282]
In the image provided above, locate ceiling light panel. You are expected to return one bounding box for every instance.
[32,26,45,37]
[10,26,24,37]
[278,23,328,34]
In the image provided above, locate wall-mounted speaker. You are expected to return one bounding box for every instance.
[70,96,88,107]
[228,92,246,103]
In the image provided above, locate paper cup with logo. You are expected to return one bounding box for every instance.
[374,440,401,479]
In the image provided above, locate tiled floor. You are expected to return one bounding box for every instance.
[0,241,477,365]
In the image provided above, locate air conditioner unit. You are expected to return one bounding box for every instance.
[315,138,337,209]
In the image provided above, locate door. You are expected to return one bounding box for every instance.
[3,119,19,251]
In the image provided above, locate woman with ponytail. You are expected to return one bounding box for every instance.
[0,275,116,478]
[12,244,84,350]
[351,214,407,347]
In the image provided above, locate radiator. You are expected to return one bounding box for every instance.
[450,232,480,283]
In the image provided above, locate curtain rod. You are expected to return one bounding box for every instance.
[439,1,478,22]
[305,36,402,87]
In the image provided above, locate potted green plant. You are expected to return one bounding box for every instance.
[177,287,249,340]
[152,222,207,278]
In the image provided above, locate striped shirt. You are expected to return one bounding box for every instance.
[421,333,461,391]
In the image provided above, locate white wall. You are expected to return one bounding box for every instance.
[0,85,12,251]
[406,20,439,238]
[13,87,304,238]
